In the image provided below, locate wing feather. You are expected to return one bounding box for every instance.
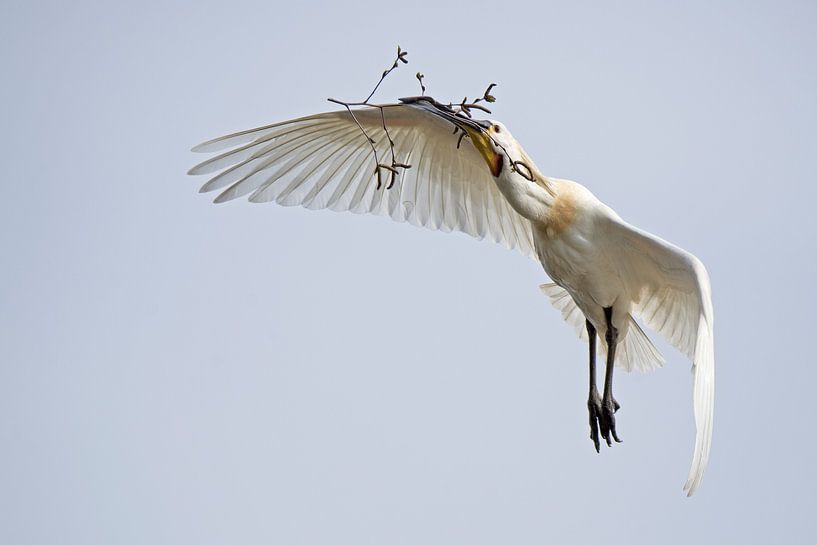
[302,143,363,210]
[208,124,355,199]
[190,113,330,153]
[604,219,714,496]
[190,120,341,177]
[190,104,536,259]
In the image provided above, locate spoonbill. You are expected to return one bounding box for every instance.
[189,95,714,496]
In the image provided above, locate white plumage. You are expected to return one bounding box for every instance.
[190,107,535,255]
[189,100,714,496]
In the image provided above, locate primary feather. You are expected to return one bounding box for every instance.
[189,105,537,257]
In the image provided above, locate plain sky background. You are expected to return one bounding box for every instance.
[2,0,816,543]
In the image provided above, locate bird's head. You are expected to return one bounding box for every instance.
[437,114,524,179]
[400,96,532,181]
[456,119,519,178]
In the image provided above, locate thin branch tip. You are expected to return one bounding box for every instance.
[330,50,526,191]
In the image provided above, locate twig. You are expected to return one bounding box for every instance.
[364,45,408,103]
[510,160,535,181]
[327,46,412,190]
[416,72,426,95]
[328,51,536,189]
[451,84,536,181]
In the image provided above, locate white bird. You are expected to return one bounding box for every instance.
[189,96,714,496]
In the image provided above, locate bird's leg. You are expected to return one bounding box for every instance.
[599,307,622,446]
[586,320,603,453]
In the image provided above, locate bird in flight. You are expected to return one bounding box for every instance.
[189,92,714,496]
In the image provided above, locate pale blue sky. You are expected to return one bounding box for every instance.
[2,1,816,543]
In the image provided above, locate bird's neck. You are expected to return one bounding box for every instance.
[494,152,557,223]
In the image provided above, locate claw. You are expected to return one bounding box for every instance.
[599,397,622,446]
[587,391,602,453]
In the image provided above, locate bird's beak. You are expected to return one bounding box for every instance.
[456,121,503,177]
[400,96,504,177]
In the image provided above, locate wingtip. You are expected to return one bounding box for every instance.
[683,478,698,497]
[187,161,212,176]
[191,141,219,153]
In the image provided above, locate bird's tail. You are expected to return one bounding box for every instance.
[539,283,664,372]
[612,317,665,373]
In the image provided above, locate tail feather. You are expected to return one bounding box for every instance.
[539,283,664,373]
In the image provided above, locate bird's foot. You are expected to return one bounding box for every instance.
[587,390,602,453]
[598,395,622,447]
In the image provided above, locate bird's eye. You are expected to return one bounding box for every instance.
[493,125,501,133]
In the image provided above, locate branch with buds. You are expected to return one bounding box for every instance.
[328,47,534,189]
[327,46,412,190]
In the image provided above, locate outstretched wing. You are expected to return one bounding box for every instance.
[189,104,536,259]
[605,218,715,496]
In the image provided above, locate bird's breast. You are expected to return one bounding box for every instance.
[540,188,579,238]
[532,184,624,309]
[534,225,590,292]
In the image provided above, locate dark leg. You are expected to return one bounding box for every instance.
[599,307,622,446]
[586,320,603,453]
